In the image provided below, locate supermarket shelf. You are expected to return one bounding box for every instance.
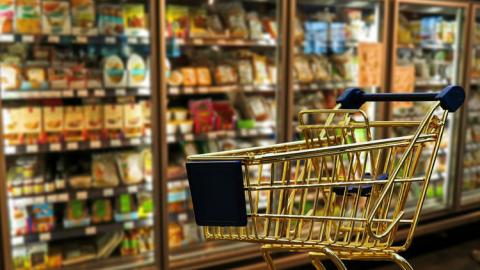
[471,78,480,86]
[58,251,154,270]
[11,217,154,247]
[170,37,276,47]
[1,88,151,100]
[9,182,153,207]
[167,127,275,143]
[294,81,355,91]
[415,78,449,87]
[0,33,149,45]
[465,143,480,152]
[168,84,276,95]
[3,136,152,156]
[397,42,454,50]
[463,166,480,176]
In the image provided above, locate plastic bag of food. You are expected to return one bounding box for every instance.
[92,154,120,188]
[116,152,144,185]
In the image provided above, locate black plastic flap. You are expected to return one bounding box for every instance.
[186,160,247,227]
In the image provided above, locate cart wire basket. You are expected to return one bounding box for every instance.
[186,86,464,270]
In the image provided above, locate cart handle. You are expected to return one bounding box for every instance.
[336,85,464,112]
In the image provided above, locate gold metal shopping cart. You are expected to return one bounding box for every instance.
[186,86,465,270]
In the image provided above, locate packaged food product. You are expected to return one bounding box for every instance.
[42,1,71,34]
[48,68,69,89]
[123,103,143,138]
[15,0,41,34]
[294,56,314,83]
[104,104,124,139]
[127,54,149,87]
[140,101,151,129]
[69,65,88,88]
[166,5,189,38]
[245,96,270,122]
[0,0,14,33]
[123,4,147,36]
[0,64,20,90]
[64,106,85,141]
[87,69,103,88]
[247,12,263,40]
[98,4,124,35]
[114,193,138,222]
[64,200,91,228]
[137,192,153,218]
[28,243,48,270]
[180,67,197,86]
[262,18,277,39]
[13,247,28,270]
[195,67,211,86]
[10,205,29,236]
[268,65,277,84]
[22,67,48,90]
[207,13,225,37]
[68,174,91,189]
[171,107,188,121]
[71,0,96,35]
[103,55,126,87]
[84,105,103,140]
[310,55,331,82]
[213,101,236,130]
[189,99,214,133]
[2,108,22,145]
[22,107,42,144]
[167,70,183,86]
[92,199,113,224]
[214,65,237,85]
[178,120,193,134]
[42,106,64,143]
[237,60,253,85]
[218,3,248,39]
[31,203,55,233]
[116,151,144,185]
[253,55,270,85]
[168,223,183,248]
[92,154,119,188]
[47,247,63,268]
[142,149,152,179]
[189,7,208,38]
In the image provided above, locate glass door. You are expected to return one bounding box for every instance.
[292,0,387,139]
[460,4,480,206]
[391,0,467,214]
[0,0,157,269]
[164,0,281,267]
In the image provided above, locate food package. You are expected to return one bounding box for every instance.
[253,55,270,85]
[28,243,48,270]
[84,105,103,140]
[213,101,236,130]
[3,108,23,144]
[31,203,55,233]
[42,106,63,143]
[64,200,91,228]
[98,4,124,35]
[92,154,119,188]
[166,5,189,38]
[310,55,331,82]
[127,54,149,87]
[21,67,48,90]
[142,149,152,179]
[207,13,225,37]
[140,101,151,129]
[64,106,85,141]
[237,60,253,85]
[214,65,237,85]
[268,65,277,84]
[15,0,41,34]
[123,103,143,138]
[114,193,138,222]
[180,67,197,86]
[42,1,71,34]
[195,67,211,86]
[92,199,113,224]
[218,3,248,39]
[189,99,214,133]
[242,96,270,122]
[0,0,14,33]
[0,64,20,90]
[294,56,314,83]
[123,4,147,36]
[167,70,183,86]
[48,68,69,89]
[10,205,29,236]
[137,192,153,218]
[71,0,97,35]
[87,69,103,88]
[247,12,263,40]
[22,107,42,144]
[13,247,29,270]
[189,7,209,38]
[104,104,124,138]
[103,55,127,87]
[68,174,91,189]
[69,65,88,88]
[116,151,144,185]
[262,18,277,39]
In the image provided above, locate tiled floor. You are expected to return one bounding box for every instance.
[291,221,480,270]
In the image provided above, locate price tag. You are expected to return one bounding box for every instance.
[192,38,203,45]
[90,141,101,148]
[12,237,24,246]
[111,139,122,147]
[85,226,97,235]
[233,39,244,45]
[310,83,319,89]
[94,89,105,97]
[207,132,216,139]
[76,36,88,43]
[130,138,141,145]
[77,89,88,97]
[5,146,16,154]
[128,186,138,193]
[184,134,194,141]
[167,135,175,143]
[183,87,194,94]
[138,88,150,95]
[248,129,258,136]
[127,37,138,44]
[76,191,88,200]
[103,188,114,197]
[0,34,14,42]
[226,130,236,137]
[67,142,78,150]
[34,196,45,204]
[39,233,51,241]
[22,35,34,43]
[63,90,74,97]
[124,221,135,230]
[145,218,154,226]
[49,91,62,98]
[169,87,180,95]
[105,37,116,44]
[49,143,61,151]
[197,87,208,93]
[47,194,58,203]
[178,213,188,222]
[58,193,69,202]
[26,144,38,153]
[48,35,60,43]
[22,198,34,206]
[115,89,126,96]
[243,85,254,92]
[144,136,152,144]
[217,39,226,45]
[140,37,150,44]
[239,130,248,137]
[293,84,300,90]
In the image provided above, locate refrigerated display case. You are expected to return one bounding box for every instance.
[292,0,388,139]
[163,0,284,268]
[390,0,468,215]
[0,0,161,269]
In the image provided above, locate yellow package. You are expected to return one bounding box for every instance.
[16,0,41,34]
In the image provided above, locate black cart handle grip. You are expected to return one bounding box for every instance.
[336,85,465,112]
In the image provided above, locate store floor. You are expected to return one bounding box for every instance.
[289,221,480,270]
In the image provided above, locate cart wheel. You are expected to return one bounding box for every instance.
[390,253,414,270]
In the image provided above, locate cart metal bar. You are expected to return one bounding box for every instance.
[249,214,413,224]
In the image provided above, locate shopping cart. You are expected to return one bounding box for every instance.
[186,86,464,270]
